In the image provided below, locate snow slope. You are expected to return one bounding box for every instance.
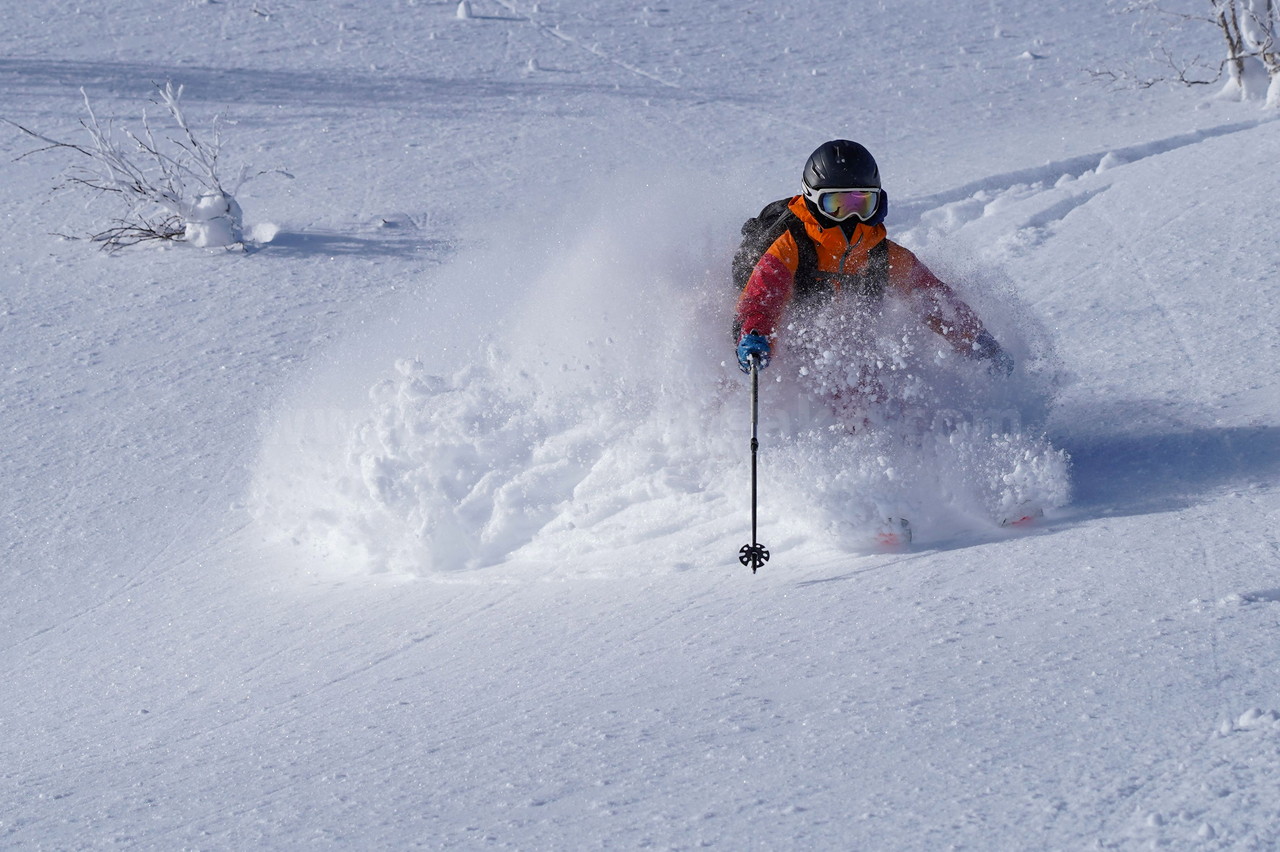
[3,1,1279,848]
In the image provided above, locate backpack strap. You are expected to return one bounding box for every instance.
[731,200,819,340]
[734,205,819,295]
[784,215,820,299]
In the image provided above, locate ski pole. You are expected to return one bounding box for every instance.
[739,356,770,574]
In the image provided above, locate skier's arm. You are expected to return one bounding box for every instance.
[734,233,798,342]
[886,242,1014,374]
[886,243,995,355]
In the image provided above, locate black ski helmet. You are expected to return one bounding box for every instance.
[802,139,881,191]
[801,139,888,226]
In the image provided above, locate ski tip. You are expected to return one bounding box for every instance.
[874,518,912,549]
[999,507,1045,528]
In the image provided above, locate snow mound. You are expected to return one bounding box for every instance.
[250,186,1071,576]
[183,192,243,248]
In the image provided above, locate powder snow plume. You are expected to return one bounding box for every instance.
[250,179,1070,577]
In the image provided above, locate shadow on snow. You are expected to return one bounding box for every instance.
[252,229,451,260]
[1058,423,1280,519]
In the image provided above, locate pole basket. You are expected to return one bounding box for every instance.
[739,542,770,573]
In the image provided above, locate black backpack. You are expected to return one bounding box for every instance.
[731,197,888,303]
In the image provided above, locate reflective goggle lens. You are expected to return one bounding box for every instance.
[816,189,878,222]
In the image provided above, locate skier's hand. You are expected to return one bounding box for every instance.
[737,331,771,374]
[987,347,1015,377]
[971,330,1013,377]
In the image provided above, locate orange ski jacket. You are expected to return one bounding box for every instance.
[735,196,987,355]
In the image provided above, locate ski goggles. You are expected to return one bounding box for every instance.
[803,186,880,222]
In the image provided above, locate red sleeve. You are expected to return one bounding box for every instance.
[735,240,796,339]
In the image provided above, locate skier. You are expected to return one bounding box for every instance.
[733,140,1013,389]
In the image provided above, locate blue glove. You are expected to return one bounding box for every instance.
[737,331,771,374]
[971,330,1014,377]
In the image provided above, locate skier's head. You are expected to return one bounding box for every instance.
[801,140,887,226]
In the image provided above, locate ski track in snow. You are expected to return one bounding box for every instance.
[893,116,1280,234]
[488,0,682,89]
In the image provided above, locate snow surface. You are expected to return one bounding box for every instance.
[3,1,1279,849]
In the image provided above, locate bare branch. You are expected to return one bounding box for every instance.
[1098,0,1279,101]
[3,117,98,161]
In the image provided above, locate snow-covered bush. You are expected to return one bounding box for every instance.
[4,82,281,250]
